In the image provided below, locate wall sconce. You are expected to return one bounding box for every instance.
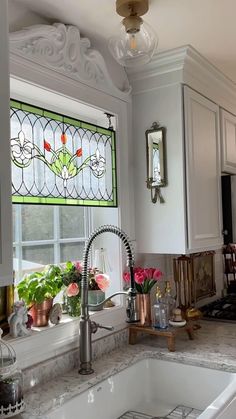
[146,122,167,204]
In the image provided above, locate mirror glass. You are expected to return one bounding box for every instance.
[146,124,166,187]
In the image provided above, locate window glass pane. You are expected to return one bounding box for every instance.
[22,205,54,241]
[60,207,85,239]
[60,242,84,263]
[22,245,54,266]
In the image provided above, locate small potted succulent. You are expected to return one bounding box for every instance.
[17,265,63,327]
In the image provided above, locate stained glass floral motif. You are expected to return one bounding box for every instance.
[10,100,117,207]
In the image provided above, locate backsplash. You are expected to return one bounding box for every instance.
[136,250,224,307]
[22,327,128,392]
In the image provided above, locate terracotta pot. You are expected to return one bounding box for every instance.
[29,298,53,327]
[137,293,151,326]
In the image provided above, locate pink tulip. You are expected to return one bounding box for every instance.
[67,283,79,297]
[134,272,146,284]
[95,274,110,292]
[153,269,163,280]
[144,268,156,279]
[123,272,131,283]
[134,267,143,274]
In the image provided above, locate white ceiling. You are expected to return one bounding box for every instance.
[8,0,236,83]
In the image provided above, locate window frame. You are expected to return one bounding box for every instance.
[13,205,92,281]
[8,67,132,369]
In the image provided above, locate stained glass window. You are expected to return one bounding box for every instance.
[10,100,117,207]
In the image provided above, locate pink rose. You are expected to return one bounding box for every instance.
[74,261,83,273]
[67,283,79,297]
[153,269,162,280]
[123,272,131,283]
[95,274,110,292]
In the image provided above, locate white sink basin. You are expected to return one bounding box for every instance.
[46,359,236,419]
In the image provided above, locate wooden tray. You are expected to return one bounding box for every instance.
[129,323,194,352]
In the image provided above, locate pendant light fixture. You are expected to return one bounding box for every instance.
[108,0,158,67]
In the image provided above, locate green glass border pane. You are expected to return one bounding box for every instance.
[10,99,118,208]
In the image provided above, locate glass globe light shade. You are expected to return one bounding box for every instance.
[108,19,158,67]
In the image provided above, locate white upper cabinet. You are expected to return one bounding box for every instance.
[128,46,226,254]
[0,0,13,285]
[184,86,223,251]
[221,109,236,174]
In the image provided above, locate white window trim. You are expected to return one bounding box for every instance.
[8,72,132,370]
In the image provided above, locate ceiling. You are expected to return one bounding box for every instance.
[8,0,236,83]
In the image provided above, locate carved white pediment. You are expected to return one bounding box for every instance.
[9,23,131,98]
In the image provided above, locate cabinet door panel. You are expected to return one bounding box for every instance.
[184,86,223,251]
[0,1,13,286]
[221,108,236,174]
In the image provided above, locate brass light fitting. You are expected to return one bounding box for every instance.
[116,0,149,33]
[108,0,158,67]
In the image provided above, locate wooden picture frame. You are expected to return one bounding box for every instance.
[0,285,14,334]
[191,252,216,301]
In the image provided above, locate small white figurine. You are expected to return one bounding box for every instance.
[8,301,31,338]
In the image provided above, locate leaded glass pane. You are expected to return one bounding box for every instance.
[60,243,84,263]
[59,206,85,239]
[10,100,117,207]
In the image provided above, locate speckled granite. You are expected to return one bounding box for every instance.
[19,321,236,419]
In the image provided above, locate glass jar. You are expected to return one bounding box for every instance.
[67,296,81,317]
[0,365,24,418]
[152,302,168,329]
[0,329,25,418]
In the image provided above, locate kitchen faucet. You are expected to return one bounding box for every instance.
[79,224,139,375]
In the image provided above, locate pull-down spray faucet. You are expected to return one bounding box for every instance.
[79,224,139,375]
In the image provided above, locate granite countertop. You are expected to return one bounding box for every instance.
[19,320,236,419]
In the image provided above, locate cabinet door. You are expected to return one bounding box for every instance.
[184,86,223,251]
[221,108,236,174]
[0,1,13,286]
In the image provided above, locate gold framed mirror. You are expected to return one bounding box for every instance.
[146,122,166,203]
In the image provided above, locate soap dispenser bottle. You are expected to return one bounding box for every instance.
[152,286,168,329]
[163,281,176,320]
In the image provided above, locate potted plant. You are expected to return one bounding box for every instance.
[61,261,82,317]
[123,267,162,325]
[17,265,63,327]
[88,268,110,311]
[61,262,110,315]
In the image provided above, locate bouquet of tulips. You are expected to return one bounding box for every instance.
[123,266,162,294]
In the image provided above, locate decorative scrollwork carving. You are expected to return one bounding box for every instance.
[10,23,131,97]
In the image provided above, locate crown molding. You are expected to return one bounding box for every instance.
[127,44,236,114]
[9,23,131,101]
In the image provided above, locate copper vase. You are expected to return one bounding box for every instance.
[29,298,53,327]
[137,294,151,326]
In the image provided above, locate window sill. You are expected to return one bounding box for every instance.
[5,305,127,369]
